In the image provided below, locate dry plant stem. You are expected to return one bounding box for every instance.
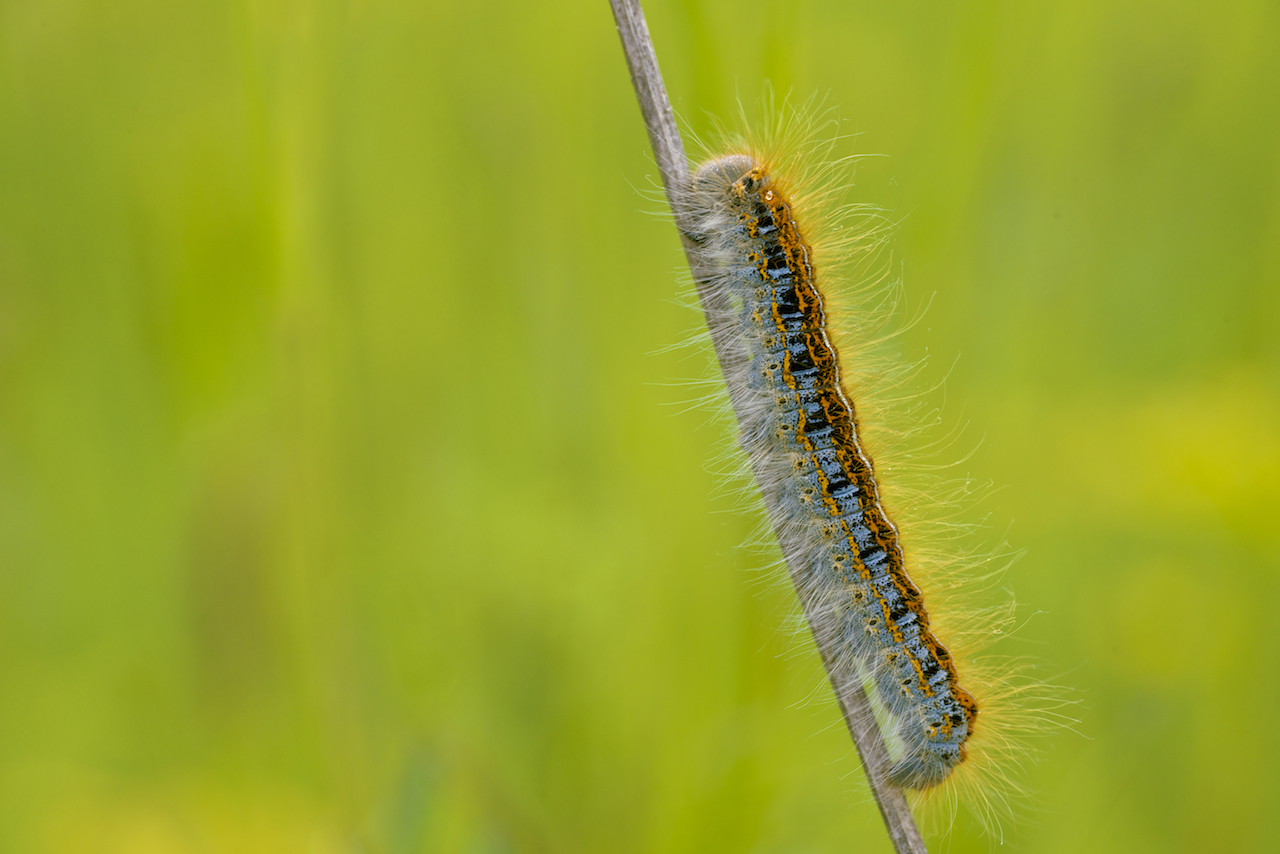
[608,1,928,852]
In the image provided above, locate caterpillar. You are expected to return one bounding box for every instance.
[679,152,979,790]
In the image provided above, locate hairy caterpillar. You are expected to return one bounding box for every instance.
[681,152,977,788]
[664,111,1067,836]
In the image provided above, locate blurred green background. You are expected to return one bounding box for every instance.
[2,0,1277,851]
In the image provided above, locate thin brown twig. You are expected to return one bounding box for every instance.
[607,1,928,852]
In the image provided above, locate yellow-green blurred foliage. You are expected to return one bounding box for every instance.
[2,0,1277,851]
